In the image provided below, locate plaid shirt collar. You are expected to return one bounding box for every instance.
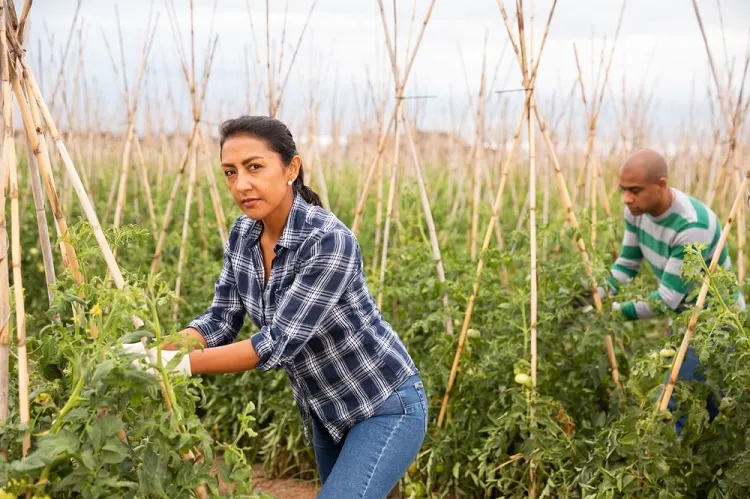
[242,192,309,251]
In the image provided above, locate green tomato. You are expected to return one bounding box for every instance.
[466,328,481,339]
[659,348,676,359]
[514,373,532,388]
[411,482,427,497]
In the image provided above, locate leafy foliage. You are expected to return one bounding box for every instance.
[4,158,749,498]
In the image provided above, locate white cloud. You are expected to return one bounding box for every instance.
[28,0,750,139]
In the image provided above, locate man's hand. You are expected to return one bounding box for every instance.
[122,342,192,377]
[573,287,604,313]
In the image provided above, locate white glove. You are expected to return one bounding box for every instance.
[611,302,622,313]
[121,342,192,377]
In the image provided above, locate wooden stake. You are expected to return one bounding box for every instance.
[351,0,437,235]
[376,0,454,336]
[25,138,57,304]
[659,169,750,412]
[0,19,10,459]
[13,74,83,284]
[0,7,30,456]
[377,102,402,310]
[436,0,559,430]
[734,144,746,283]
[133,134,159,239]
[19,56,130,296]
[173,146,197,322]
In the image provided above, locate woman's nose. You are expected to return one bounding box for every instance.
[235,170,254,191]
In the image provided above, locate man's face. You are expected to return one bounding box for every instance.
[618,165,666,216]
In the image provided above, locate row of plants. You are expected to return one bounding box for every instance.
[4,159,749,497]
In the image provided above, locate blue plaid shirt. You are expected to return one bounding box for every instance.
[188,193,417,443]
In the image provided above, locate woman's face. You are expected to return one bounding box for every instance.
[220,134,299,220]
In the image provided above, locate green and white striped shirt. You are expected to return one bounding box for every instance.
[609,187,746,320]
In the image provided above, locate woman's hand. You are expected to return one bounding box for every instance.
[122,341,193,376]
[162,328,208,351]
[123,330,260,376]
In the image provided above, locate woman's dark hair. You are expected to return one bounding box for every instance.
[219,115,322,206]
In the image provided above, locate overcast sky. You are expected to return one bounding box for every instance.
[30,0,750,143]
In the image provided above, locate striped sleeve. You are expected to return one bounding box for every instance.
[618,227,709,321]
[611,216,643,287]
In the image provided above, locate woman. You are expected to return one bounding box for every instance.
[124,115,427,498]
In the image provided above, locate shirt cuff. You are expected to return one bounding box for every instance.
[620,301,639,321]
[250,328,275,371]
[188,319,224,348]
[606,277,621,293]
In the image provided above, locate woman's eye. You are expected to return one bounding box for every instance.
[224,170,236,177]
[248,163,261,171]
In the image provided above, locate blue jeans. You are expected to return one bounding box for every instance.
[313,374,428,498]
[661,345,719,435]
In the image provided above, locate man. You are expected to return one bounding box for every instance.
[604,148,745,317]
[599,148,745,432]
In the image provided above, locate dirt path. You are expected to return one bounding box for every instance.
[251,465,319,499]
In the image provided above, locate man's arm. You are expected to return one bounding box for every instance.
[597,216,643,299]
[616,228,706,320]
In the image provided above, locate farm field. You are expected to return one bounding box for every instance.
[0,0,749,498]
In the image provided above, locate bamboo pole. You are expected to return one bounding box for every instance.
[520,0,539,490]
[734,145,745,283]
[376,0,454,336]
[24,140,57,304]
[371,153,384,274]
[0,19,10,460]
[173,146,197,322]
[46,0,84,112]
[351,0,437,235]
[659,168,750,412]
[112,8,159,229]
[501,0,622,389]
[8,121,30,458]
[402,110,455,335]
[470,33,488,261]
[19,56,130,294]
[150,34,218,273]
[377,102,402,310]
[162,1,217,185]
[133,134,159,239]
[195,160,208,258]
[436,0,559,429]
[195,128,228,246]
[13,74,83,285]
[0,9,30,456]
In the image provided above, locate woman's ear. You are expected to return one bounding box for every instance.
[290,155,302,179]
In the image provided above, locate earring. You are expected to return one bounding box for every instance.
[287,179,294,185]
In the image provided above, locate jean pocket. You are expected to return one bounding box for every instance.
[414,380,428,434]
[374,390,405,417]
[395,377,427,432]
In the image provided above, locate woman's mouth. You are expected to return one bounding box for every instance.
[241,198,261,209]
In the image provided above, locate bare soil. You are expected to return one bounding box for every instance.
[251,464,319,498]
